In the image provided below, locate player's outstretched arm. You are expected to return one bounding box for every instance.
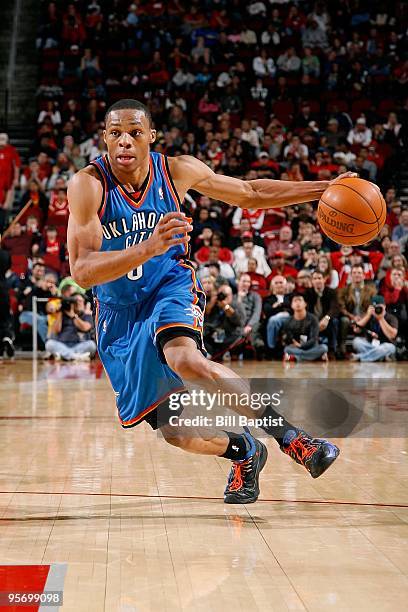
[170,155,355,209]
[67,171,192,287]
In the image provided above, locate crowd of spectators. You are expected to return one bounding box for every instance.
[0,0,407,361]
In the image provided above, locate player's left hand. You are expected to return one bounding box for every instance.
[329,171,358,186]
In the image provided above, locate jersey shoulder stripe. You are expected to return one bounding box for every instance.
[89,158,108,219]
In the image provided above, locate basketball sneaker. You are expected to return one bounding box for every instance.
[2,337,15,359]
[280,429,339,479]
[224,430,268,504]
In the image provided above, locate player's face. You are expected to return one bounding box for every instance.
[104,109,156,171]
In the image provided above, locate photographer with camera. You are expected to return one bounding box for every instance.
[351,295,398,362]
[203,282,245,360]
[338,263,376,357]
[45,293,96,361]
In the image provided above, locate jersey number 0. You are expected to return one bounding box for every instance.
[127,265,143,281]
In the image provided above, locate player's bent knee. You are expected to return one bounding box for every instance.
[166,350,211,380]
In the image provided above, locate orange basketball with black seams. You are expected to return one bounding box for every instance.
[317,177,386,246]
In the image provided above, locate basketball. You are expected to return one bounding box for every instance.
[317,177,386,246]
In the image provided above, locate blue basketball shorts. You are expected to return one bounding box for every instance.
[94,261,206,428]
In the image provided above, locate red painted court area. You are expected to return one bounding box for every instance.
[0,566,50,612]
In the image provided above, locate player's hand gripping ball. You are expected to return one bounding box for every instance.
[318,177,386,246]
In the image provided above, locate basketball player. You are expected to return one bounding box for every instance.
[68,99,350,504]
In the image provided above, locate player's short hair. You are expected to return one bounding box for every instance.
[104,99,152,126]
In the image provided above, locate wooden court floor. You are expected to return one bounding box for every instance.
[0,359,407,611]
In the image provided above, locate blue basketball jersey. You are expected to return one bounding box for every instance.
[90,152,187,305]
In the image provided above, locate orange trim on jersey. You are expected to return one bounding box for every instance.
[160,154,180,211]
[155,322,202,336]
[177,260,206,328]
[120,385,186,427]
[160,154,190,256]
[90,160,108,219]
[105,154,154,209]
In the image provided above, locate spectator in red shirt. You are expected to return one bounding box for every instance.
[40,225,64,272]
[251,152,280,176]
[18,180,49,228]
[337,250,375,287]
[232,207,265,234]
[247,257,267,292]
[1,223,33,256]
[195,232,233,266]
[381,268,407,305]
[266,252,298,284]
[0,133,21,209]
[47,188,69,225]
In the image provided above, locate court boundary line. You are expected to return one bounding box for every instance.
[0,490,407,509]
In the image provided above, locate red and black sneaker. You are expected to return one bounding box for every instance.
[224,434,268,504]
[281,429,340,479]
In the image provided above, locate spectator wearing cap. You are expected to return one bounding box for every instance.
[267,251,298,284]
[282,294,328,362]
[347,118,372,147]
[351,295,398,362]
[324,118,345,150]
[250,152,280,177]
[0,133,21,210]
[233,235,270,277]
